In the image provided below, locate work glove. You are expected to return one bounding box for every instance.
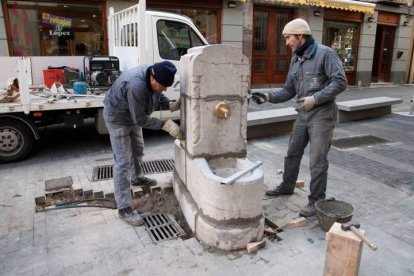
[169,98,181,112]
[297,96,316,112]
[162,119,185,140]
[251,92,269,105]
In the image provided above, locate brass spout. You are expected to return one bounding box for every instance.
[214,102,230,119]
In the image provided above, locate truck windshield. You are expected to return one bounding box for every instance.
[156,20,205,60]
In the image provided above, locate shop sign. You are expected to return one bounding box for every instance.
[267,0,375,13]
[47,25,73,38]
[42,13,72,27]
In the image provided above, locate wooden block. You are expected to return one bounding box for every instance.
[264,227,277,235]
[246,240,266,253]
[295,180,305,188]
[282,217,307,229]
[323,222,365,276]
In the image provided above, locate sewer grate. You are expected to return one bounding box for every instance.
[332,135,390,149]
[143,213,186,243]
[141,159,175,174]
[92,165,113,181]
[92,159,175,181]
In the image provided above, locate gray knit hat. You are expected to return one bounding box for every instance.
[282,18,312,35]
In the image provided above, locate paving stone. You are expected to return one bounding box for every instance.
[0,86,413,275]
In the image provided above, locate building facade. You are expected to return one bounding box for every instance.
[1,0,413,86]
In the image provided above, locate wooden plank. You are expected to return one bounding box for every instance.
[281,217,307,229]
[323,222,365,276]
[295,180,305,188]
[246,240,266,253]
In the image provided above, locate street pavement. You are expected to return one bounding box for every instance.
[0,85,413,275]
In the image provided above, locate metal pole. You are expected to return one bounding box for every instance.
[221,161,263,185]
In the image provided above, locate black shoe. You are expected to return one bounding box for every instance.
[299,203,316,217]
[265,185,294,197]
[118,207,144,226]
[131,177,157,186]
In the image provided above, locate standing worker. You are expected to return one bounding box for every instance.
[103,61,184,226]
[251,18,347,217]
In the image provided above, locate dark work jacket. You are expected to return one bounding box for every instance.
[103,65,170,129]
[269,42,347,108]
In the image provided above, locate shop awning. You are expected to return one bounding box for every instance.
[256,0,375,14]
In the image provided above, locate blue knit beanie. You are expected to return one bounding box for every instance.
[152,61,177,87]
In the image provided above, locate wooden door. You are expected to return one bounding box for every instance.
[252,6,293,85]
[372,24,396,82]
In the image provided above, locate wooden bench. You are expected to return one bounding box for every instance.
[336,96,403,123]
[247,107,298,139]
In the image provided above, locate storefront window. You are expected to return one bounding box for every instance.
[323,21,359,71]
[154,8,218,44]
[6,1,105,56]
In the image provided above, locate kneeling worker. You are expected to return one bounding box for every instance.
[104,61,184,226]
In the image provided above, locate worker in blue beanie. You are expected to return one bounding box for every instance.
[103,60,184,226]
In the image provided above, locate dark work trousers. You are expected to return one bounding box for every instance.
[103,110,145,209]
[279,103,337,204]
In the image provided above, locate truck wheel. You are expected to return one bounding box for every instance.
[0,118,34,163]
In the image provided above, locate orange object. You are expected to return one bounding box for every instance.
[43,69,65,88]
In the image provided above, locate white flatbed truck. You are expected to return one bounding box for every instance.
[0,1,207,163]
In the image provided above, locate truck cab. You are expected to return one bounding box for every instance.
[108,6,208,120]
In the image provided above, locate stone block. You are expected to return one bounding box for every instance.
[185,97,247,157]
[174,140,186,185]
[186,157,264,221]
[182,45,250,99]
[93,191,104,199]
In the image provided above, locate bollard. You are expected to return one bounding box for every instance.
[410,98,414,115]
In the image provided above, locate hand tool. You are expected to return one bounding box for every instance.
[341,222,378,251]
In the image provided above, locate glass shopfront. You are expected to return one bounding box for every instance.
[5,1,105,56]
[4,1,220,57]
[322,10,362,85]
[323,21,359,72]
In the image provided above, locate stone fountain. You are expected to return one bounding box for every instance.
[173,44,264,250]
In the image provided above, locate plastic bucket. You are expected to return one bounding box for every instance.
[73,81,87,95]
[315,198,354,232]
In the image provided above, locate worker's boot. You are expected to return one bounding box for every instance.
[131,176,157,186]
[265,185,294,196]
[299,202,316,217]
[118,207,144,226]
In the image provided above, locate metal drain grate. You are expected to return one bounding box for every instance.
[92,159,175,181]
[332,135,390,149]
[92,165,113,181]
[141,159,175,175]
[143,213,185,243]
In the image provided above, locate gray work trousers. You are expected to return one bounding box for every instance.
[103,113,145,209]
[279,103,336,204]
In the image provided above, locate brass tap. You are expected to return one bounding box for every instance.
[214,102,230,119]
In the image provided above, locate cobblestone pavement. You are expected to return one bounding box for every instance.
[0,85,413,275]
